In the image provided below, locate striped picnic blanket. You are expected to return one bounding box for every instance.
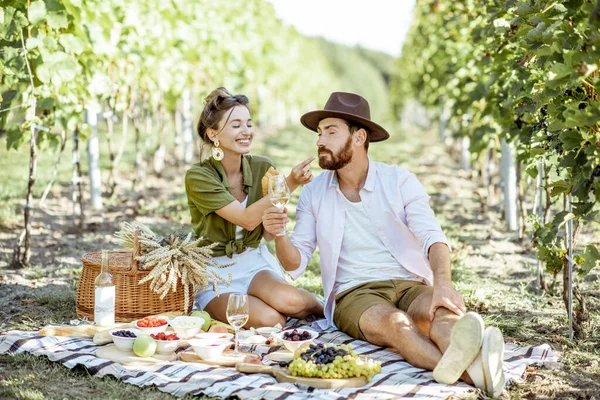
[0,320,557,399]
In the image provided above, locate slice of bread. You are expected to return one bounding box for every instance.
[261,166,280,197]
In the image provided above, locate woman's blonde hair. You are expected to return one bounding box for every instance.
[197,87,249,161]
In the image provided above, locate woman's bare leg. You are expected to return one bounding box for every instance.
[204,292,286,328]
[247,270,324,319]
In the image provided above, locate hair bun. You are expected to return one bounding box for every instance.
[203,87,232,106]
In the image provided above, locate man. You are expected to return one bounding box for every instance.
[263,92,506,397]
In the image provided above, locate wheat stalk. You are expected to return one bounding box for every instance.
[115,222,234,311]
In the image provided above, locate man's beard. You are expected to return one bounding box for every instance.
[318,135,353,170]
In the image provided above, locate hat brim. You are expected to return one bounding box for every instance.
[300,110,390,142]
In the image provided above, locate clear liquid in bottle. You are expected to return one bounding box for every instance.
[94,250,115,326]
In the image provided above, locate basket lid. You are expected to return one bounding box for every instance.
[81,251,134,271]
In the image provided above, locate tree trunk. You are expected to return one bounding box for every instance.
[110,93,134,197]
[500,138,518,234]
[182,88,194,164]
[87,105,103,210]
[13,129,67,266]
[439,100,448,142]
[72,126,85,231]
[516,160,527,242]
[131,113,145,192]
[460,137,471,172]
[12,100,38,268]
[105,102,116,196]
[535,159,548,291]
[562,218,587,340]
[153,103,166,175]
[174,104,184,164]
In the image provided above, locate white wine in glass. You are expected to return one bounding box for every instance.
[226,293,249,356]
[268,175,291,236]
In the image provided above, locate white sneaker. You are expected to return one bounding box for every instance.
[433,312,484,385]
[467,326,506,398]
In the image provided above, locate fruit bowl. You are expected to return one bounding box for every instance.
[276,328,319,352]
[110,328,142,351]
[150,332,181,355]
[169,316,205,339]
[187,338,230,360]
[135,316,169,335]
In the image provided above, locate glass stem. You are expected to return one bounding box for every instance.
[234,328,239,355]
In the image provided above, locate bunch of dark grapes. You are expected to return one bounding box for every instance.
[112,330,137,338]
[287,343,381,380]
[299,343,348,365]
[282,329,312,341]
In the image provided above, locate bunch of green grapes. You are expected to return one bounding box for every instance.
[287,343,381,380]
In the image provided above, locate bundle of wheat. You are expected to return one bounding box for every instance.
[115,222,232,312]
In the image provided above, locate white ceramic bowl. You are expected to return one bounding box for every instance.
[135,317,169,335]
[109,328,142,351]
[169,316,205,339]
[187,338,230,360]
[154,338,181,355]
[276,328,319,352]
[256,326,282,338]
[195,332,234,341]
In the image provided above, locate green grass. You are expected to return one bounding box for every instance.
[0,353,217,400]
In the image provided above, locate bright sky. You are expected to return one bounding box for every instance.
[266,0,416,57]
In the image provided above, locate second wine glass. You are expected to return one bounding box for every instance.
[268,175,291,236]
[226,293,249,357]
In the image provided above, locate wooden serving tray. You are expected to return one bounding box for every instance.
[236,363,368,389]
[96,344,176,366]
[179,350,260,367]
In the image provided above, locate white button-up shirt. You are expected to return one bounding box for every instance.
[288,158,450,329]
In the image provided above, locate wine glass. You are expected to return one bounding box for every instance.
[226,293,249,357]
[268,175,291,236]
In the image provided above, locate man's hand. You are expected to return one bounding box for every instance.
[429,283,466,321]
[287,156,315,191]
[262,207,289,236]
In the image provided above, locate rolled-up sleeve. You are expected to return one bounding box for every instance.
[400,173,451,260]
[287,185,318,280]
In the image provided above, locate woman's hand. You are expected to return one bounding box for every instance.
[262,207,289,237]
[286,156,315,192]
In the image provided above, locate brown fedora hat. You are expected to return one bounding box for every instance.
[300,92,389,142]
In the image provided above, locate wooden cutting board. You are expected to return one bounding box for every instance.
[236,363,368,389]
[179,350,260,367]
[96,344,176,366]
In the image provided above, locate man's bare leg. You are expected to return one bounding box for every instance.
[406,290,461,353]
[359,303,442,370]
[407,290,476,384]
[358,290,480,384]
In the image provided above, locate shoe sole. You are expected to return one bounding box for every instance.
[481,326,505,397]
[433,312,484,385]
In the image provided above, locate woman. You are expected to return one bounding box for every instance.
[185,87,324,328]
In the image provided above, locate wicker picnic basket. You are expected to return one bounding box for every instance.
[76,235,193,322]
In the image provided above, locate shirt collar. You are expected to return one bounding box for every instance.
[328,157,375,192]
[209,155,253,189]
[363,158,376,192]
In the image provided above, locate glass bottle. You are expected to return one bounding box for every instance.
[94,250,115,325]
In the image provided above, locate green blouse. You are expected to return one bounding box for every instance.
[185,155,275,258]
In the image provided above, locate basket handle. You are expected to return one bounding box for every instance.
[105,229,141,275]
[127,229,141,276]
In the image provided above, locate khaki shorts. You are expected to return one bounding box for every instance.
[333,280,432,340]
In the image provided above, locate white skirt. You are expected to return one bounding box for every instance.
[194,243,287,310]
